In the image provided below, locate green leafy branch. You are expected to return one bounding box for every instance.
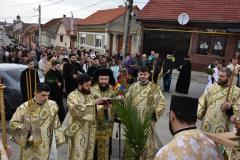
[112,98,152,160]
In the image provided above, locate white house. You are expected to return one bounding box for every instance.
[77,6,141,56]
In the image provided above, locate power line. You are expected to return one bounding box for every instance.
[42,0,64,7]
[41,0,124,22]
[0,0,63,23]
[0,0,55,8]
[72,0,113,14]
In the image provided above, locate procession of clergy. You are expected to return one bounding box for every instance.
[1,58,240,160]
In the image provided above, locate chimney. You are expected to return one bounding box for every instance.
[63,15,66,18]
[16,15,21,22]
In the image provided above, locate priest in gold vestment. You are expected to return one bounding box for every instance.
[9,83,65,160]
[64,74,106,160]
[91,68,116,160]
[0,140,9,160]
[198,68,240,133]
[125,67,166,160]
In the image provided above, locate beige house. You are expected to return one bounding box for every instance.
[55,21,71,48]
[55,16,81,49]
[77,6,141,55]
[41,15,81,48]
[41,18,61,47]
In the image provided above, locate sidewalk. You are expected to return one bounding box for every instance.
[172,70,208,84]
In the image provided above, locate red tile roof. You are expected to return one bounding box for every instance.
[23,24,38,34]
[138,0,240,23]
[79,7,127,25]
[43,18,62,29]
[43,17,82,35]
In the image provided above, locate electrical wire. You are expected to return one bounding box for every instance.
[42,0,64,7]
[72,0,113,14]
[0,0,55,8]
[0,0,64,22]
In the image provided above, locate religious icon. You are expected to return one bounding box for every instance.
[200,41,209,49]
[213,41,223,51]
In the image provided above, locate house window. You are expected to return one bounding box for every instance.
[211,36,226,57]
[80,33,86,45]
[236,40,240,53]
[197,34,211,55]
[197,34,226,57]
[60,35,63,42]
[95,35,102,47]
[32,36,34,43]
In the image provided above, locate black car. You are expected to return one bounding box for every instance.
[0,63,44,120]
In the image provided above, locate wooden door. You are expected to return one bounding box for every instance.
[117,35,123,53]
[109,34,113,55]
[143,30,191,66]
[117,35,132,54]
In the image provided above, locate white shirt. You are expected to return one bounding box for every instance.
[38,58,47,73]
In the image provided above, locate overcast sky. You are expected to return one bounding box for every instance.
[0,0,149,24]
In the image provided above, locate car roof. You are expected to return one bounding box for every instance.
[0,63,27,71]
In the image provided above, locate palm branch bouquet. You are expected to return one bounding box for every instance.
[112,98,152,160]
[204,64,215,75]
[111,68,153,159]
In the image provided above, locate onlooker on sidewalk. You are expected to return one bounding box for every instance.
[205,61,223,90]
[38,54,48,73]
[110,58,121,81]
[124,54,136,77]
[63,53,85,96]
[162,54,174,92]
[227,58,240,86]
[45,60,66,122]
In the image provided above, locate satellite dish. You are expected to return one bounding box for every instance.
[178,13,189,25]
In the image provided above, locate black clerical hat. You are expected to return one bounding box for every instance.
[170,95,198,117]
[92,68,115,86]
[96,68,112,76]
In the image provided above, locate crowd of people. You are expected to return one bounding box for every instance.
[0,43,240,160]
[0,44,191,97]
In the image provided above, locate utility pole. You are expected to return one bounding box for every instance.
[38,5,41,46]
[122,0,133,60]
[71,12,73,35]
[70,12,74,49]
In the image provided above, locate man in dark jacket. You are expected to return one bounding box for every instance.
[87,58,101,77]
[162,54,174,92]
[45,60,66,122]
[63,54,85,96]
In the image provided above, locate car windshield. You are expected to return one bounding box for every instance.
[5,69,44,81]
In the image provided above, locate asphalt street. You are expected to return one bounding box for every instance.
[5,70,208,160]
[0,31,11,46]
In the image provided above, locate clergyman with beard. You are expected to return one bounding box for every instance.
[63,53,86,96]
[198,67,240,135]
[64,74,107,160]
[91,68,116,160]
[154,95,223,159]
